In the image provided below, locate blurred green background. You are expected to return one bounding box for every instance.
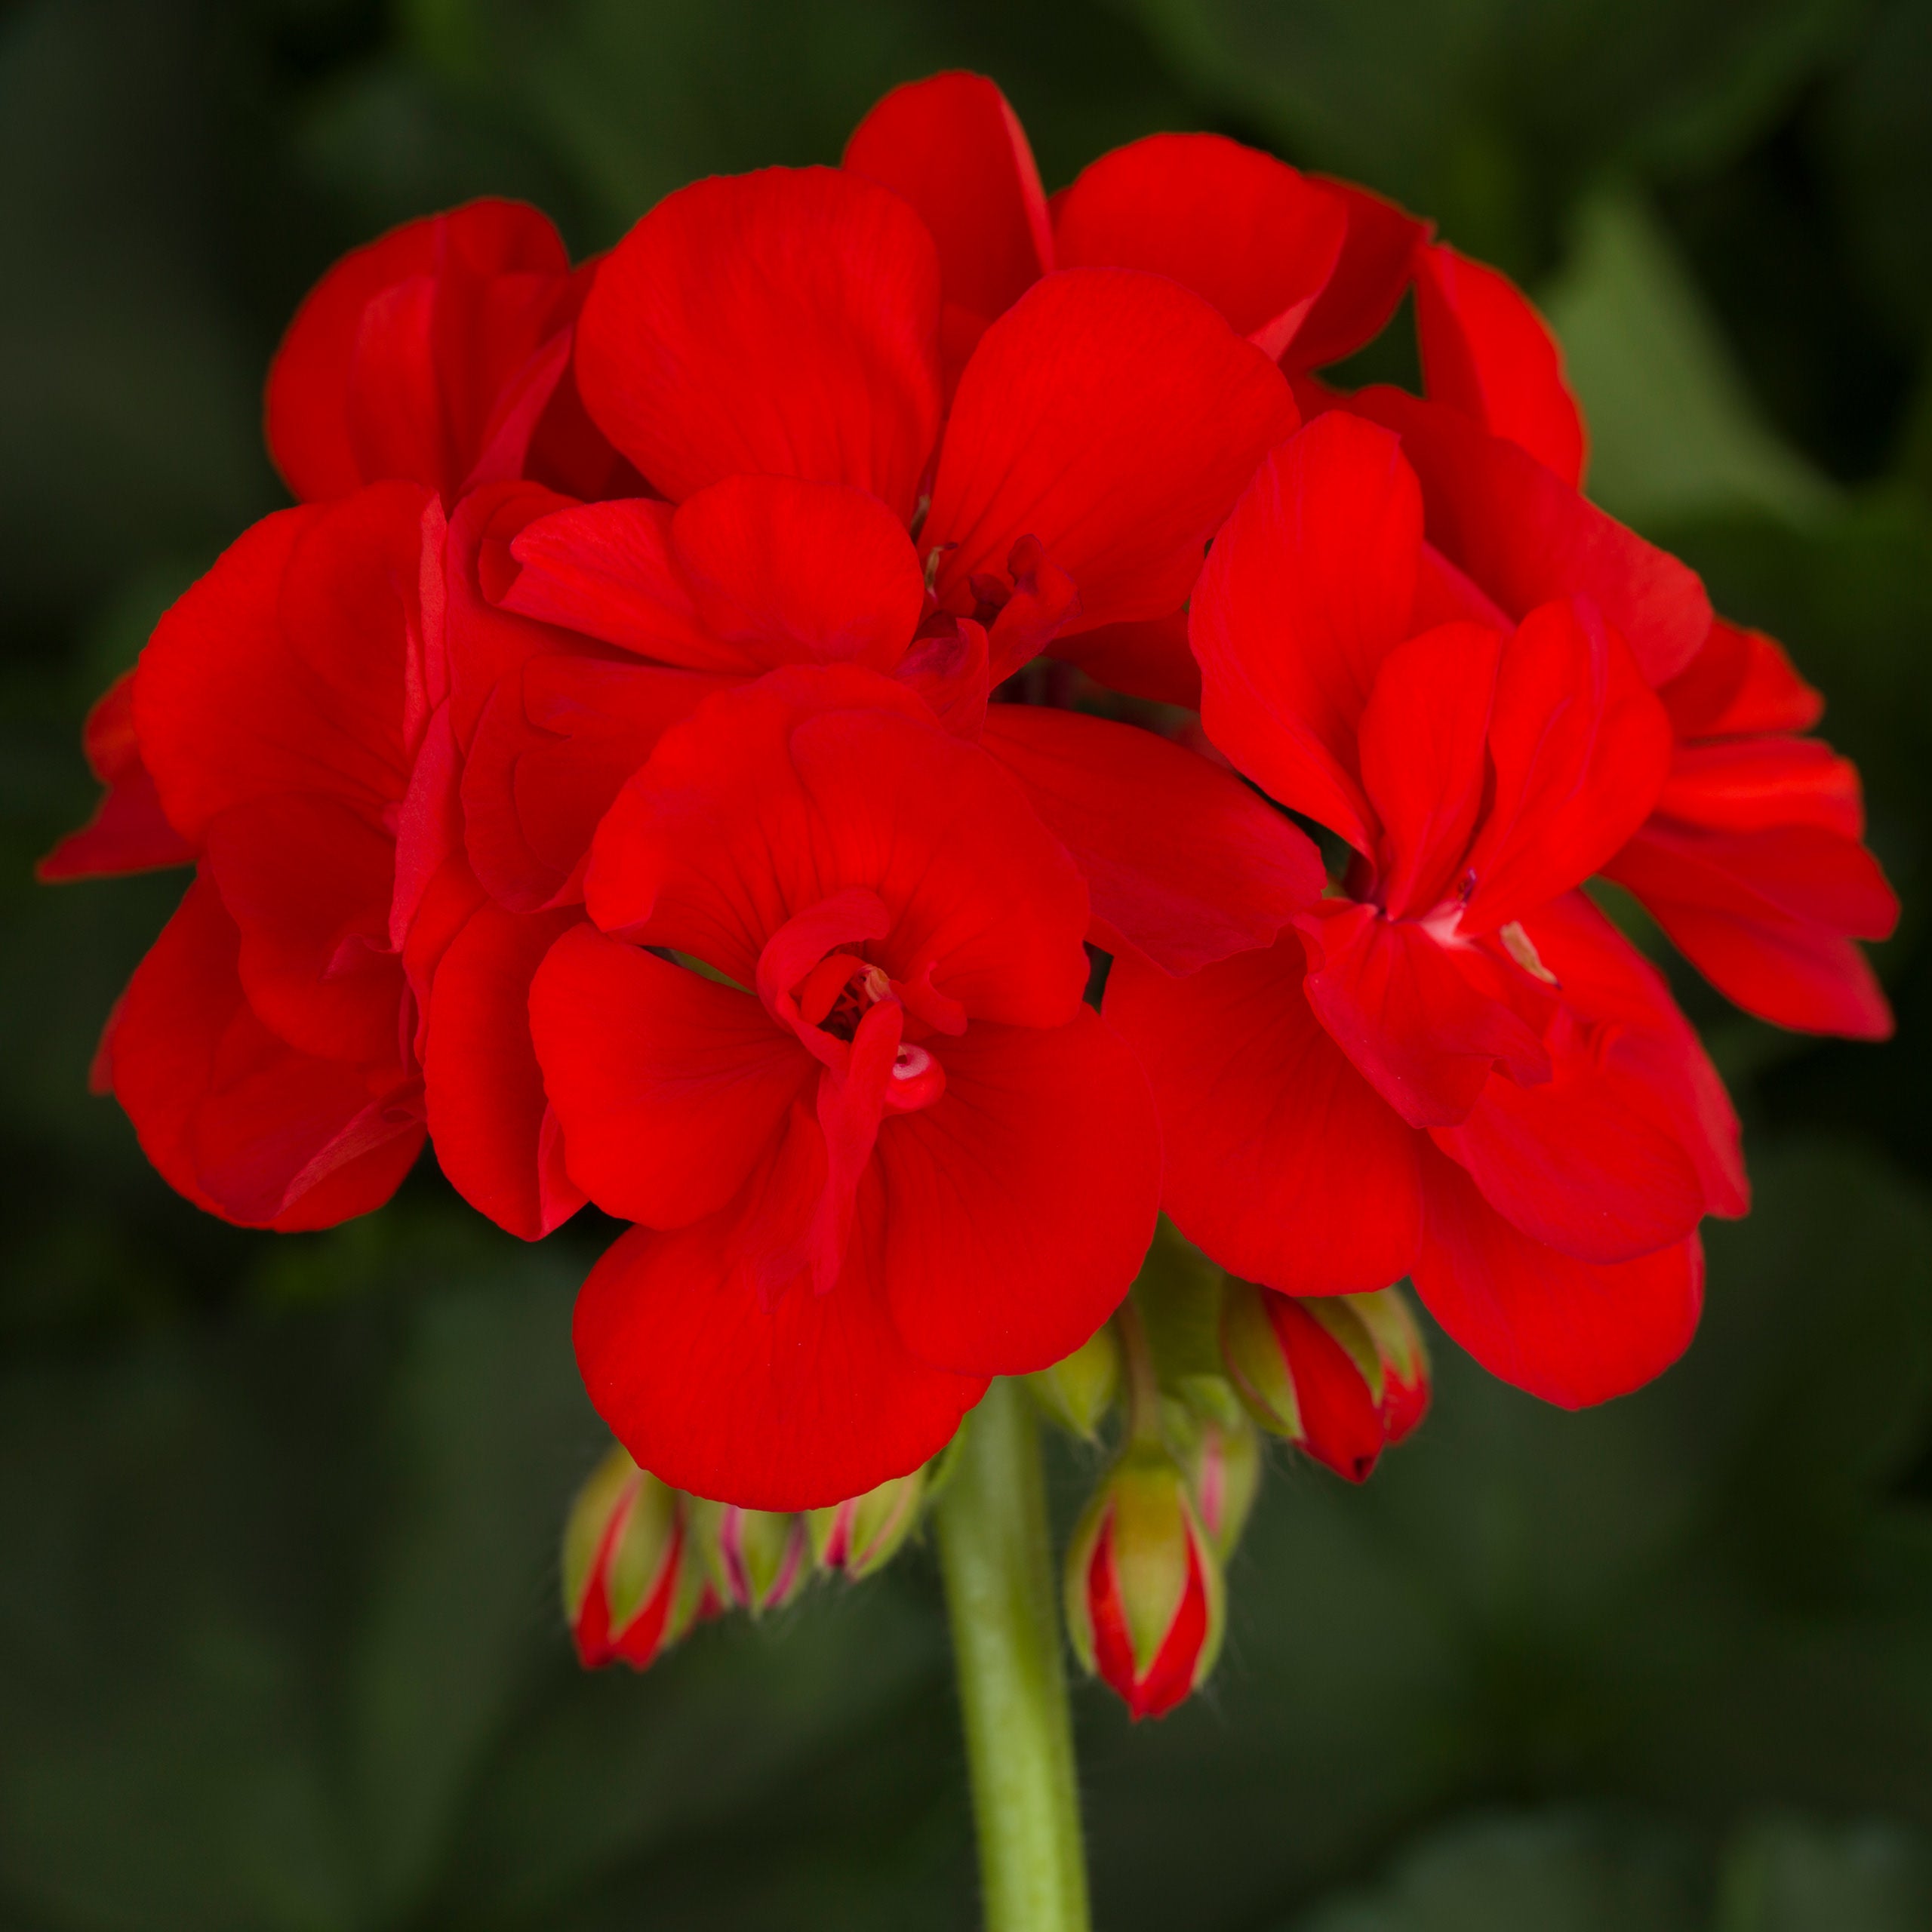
[5,1,1932,1926]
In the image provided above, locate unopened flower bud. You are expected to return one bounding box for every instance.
[1026,1320,1121,1441]
[808,1465,928,1579]
[1170,1401,1261,1558]
[561,1444,696,1670]
[1221,1281,1431,1481]
[691,1500,811,1616]
[1065,1446,1225,1720]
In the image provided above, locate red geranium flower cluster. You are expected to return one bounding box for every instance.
[45,76,1896,1535]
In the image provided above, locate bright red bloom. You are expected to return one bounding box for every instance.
[94,484,438,1227]
[1604,619,1899,1038]
[266,198,631,507]
[528,668,1162,1507]
[440,164,1317,974]
[1109,414,1747,1406]
[842,72,1426,705]
[380,162,1312,1248]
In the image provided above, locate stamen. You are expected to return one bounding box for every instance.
[892,1043,933,1081]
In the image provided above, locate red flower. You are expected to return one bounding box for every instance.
[266,198,632,507]
[1108,414,1748,1406]
[841,72,1427,704]
[1604,619,1900,1038]
[398,161,1320,1227]
[528,667,1163,1507]
[94,483,438,1227]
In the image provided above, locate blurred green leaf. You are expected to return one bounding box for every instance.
[1289,1811,1708,1931]
[1544,191,1836,528]
[1112,0,1860,269]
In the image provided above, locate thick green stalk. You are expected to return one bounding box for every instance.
[934,1378,1091,1932]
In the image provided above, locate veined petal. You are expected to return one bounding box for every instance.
[924,268,1297,661]
[1191,413,1423,853]
[1457,598,1672,933]
[576,166,943,521]
[1356,621,1500,919]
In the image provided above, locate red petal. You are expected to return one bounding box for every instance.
[1355,621,1501,919]
[1414,1144,1704,1407]
[1291,177,1429,370]
[1088,1507,1213,1719]
[1606,823,1897,1039]
[876,1011,1160,1374]
[1658,617,1823,738]
[1655,736,1863,841]
[841,72,1051,328]
[1340,385,1711,685]
[531,923,810,1229]
[136,487,433,841]
[924,268,1298,668]
[1414,242,1587,486]
[1435,1051,1706,1266]
[573,1192,986,1511]
[462,652,721,912]
[500,497,716,663]
[423,901,586,1239]
[1106,937,1422,1294]
[575,168,943,520]
[1517,892,1748,1220]
[109,873,423,1230]
[1053,134,1346,358]
[1268,1295,1390,1481]
[266,199,570,503]
[1457,598,1672,934]
[1301,903,1551,1129]
[587,669,1091,1028]
[668,475,924,673]
[203,792,404,1067]
[980,705,1323,974]
[38,674,195,878]
[1191,413,1423,852]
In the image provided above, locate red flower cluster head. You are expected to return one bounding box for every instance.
[46,74,1897,1710]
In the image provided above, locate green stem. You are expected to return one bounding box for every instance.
[935,1378,1092,1932]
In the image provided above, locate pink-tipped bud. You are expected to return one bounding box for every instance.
[1065,1447,1225,1721]
[691,1500,811,1616]
[1221,1283,1431,1481]
[562,1444,695,1671]
[808,1465,928,1580]
[1172,1402,1261,1559]
[1026,1320,1122,1441]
